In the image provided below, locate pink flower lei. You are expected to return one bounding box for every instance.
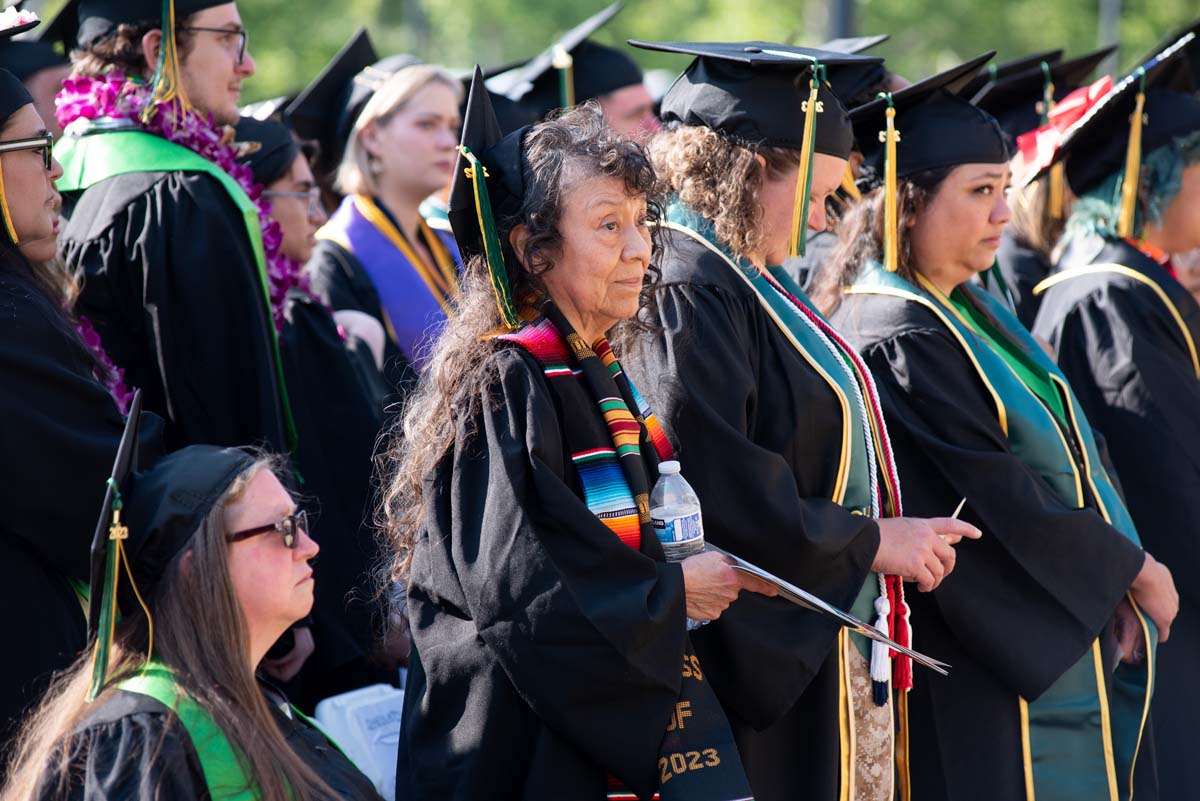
[56,74,314,345]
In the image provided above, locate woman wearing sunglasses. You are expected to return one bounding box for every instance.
[1,432,385,801]
[0,11,166,761]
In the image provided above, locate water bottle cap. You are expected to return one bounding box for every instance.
[659,460,681,474]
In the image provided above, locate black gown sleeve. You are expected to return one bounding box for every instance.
[36,698,206,801]
[861,325,1145,700]
[68,172,287,452]
[631,280,879,729]
[410,347,688,789]
[1045,284,1200,607]
[0,274,164,580]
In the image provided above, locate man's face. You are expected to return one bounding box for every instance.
[178,3,255,125]
[598,83,660,143]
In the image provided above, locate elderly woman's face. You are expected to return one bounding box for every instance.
[535,171,652,337]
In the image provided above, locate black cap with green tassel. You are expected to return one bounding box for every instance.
[87,389,255,700]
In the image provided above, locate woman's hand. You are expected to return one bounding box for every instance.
[1130,552,1178,642]
[1112,597,1148,665]
[872,517,982,593]
[681,551,777,621]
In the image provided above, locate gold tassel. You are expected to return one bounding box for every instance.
[0,157,18,244]
[1117,79,1146,239]
[553,45,575,109]
[143,0,192,123]
[788,70,822,259]
[840,163,862,202]
[881,101,900,272]
[1048,162,1066,220]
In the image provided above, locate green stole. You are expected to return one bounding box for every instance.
[847,263,1154,801]
[55,128,298,451]
[662,204,882,649]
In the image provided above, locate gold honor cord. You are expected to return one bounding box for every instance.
[788,64,824,259]
[553,45,576,108]
[1117,70,1147,239]
[87,485,155,701]
[880,95,900,272]
[0,160,17,243]
[458,145,520,329]
[354,196,459,316]
[144,0,193,123]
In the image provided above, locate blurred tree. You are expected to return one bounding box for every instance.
[25,0,1196,103]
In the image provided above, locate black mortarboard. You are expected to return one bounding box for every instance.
[449,67,529,329]
[241,95,293,122]
[489,2,640,119]
[852,53,1006,272]
[1040,32,1199,214]
[972,46,1115,140]
[853,52,1005,179]
[87,388,254,698]
[235,116,300,188]
[1135,18,1198,92]
[815,33,891,108]
[960,49,1064,100]
[633,40,882,157]
[77,0,229,48]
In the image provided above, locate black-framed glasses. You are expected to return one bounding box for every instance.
[227,509,307,549]
[0,133,53,171]
[263,188,323,216]
[178,25,248,64]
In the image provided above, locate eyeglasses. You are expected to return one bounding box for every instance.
[227,509,307,549]
[0,133,54,171]
[178,25,249,65]
[263,188,324,216]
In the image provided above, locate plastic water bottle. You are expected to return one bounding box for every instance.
[650,461,706,561]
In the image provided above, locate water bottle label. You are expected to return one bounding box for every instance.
[653,511,704,543]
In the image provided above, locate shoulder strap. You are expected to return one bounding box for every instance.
[118,666,261,801]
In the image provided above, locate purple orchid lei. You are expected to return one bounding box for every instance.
[55,75,317,390]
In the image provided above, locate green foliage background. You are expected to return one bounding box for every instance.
[37,0,1199,102]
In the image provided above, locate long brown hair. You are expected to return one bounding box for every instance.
[810,168,952,315]
[1,460,338,801]
[378,103,663,582]
[648,123,799,260]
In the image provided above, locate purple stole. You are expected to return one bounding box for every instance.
[320,195,462,368]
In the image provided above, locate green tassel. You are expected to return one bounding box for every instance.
[553,46,575,108]
[794,64,824,260]
[144,0,190,122]
[458,145,521,329]
[87,482,125,701]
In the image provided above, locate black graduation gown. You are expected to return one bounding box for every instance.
[0,266,163,751]
[1033,235,1200,799]
[307,238,419,403]
[830,289,1149,801]
[625,228,880,801]
[995,229,1053,328]
[60,170,288,453]
[398,346,689,801]
[277,291,392,707]
[34,686,384,801]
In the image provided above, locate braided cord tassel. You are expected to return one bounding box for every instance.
[143,0,192,123]
[788,64,824,259]
[458,145,520,329]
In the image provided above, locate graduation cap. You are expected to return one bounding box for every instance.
[449,67,528,329]
[489,2,641,119]
[87,389,255,699]
[0,1,69,81]
[972,46,1115,140]
[960,49,1064,100]
[1030,31,1199,238]
[1,7,38,244]
[241,95,294,123]
[851,52,1006,271]
[34,0,80,59]
[235,116,300,188]
[285,29,427,175]
[632,40,882,257]
[1133,18,1198,92]
[814,33,891,109]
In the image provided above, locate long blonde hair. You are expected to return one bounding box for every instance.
[2,460,337,801]
[336,64,463,198]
